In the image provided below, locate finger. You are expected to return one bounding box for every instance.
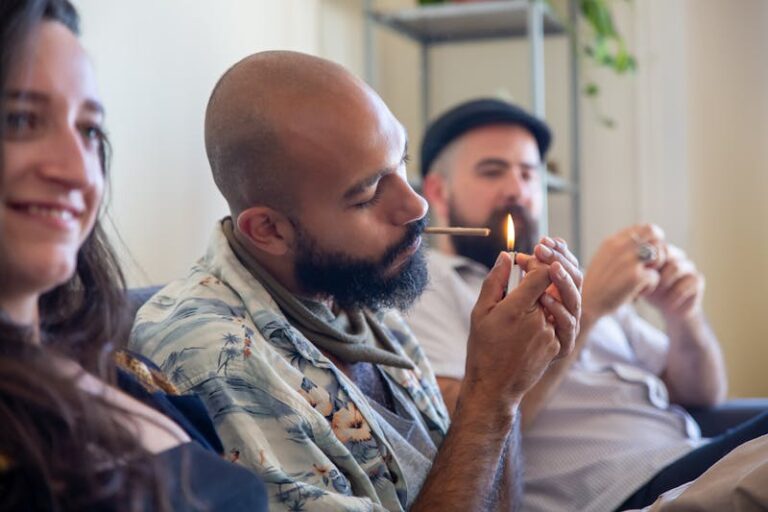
[635,267,661,297]
[673,293,699,316]
[539,297,556,323]
[656,262,682,294]
[541,293,576,358]
[515,251,534,268]
[658,259,696,293]
[542,236,579,268]
[636,223,666,243]
[657,245,686,269]
[516,251,550,273]
[475,251,511,314]
[628,224,667,268]
[544,283,562,303]
[535,243,583,290]
[665,244,686,261]
[506,259,553,310]
[668,275,700,310]
[548,261,581,317]
[653,243,684,270]
[643,240,667,270]
[553,237,580,267]
[651,242,668,269]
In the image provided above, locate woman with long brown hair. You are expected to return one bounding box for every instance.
[0,1,267,509]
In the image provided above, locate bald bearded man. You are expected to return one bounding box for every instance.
[130,51,582,511]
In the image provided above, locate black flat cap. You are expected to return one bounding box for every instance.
[420,98,552,178]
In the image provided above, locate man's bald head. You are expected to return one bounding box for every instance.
[204,50,394,218]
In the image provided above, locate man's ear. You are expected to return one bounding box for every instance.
[236,206,295,256]
[421,173,450,223]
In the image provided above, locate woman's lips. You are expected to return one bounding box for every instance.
[6,201,82,232]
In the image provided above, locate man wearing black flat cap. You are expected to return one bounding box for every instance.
[407,98,768,512]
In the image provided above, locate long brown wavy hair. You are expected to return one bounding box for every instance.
[0,1,173,510]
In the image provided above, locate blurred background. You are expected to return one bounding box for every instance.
[73,0,768,397]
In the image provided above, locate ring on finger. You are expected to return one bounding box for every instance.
[636,243,657,262]
[630,233,658,263]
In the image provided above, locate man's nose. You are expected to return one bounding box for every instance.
[501,170,526,202]
[390,176,428,226]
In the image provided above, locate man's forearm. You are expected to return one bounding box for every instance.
[496,416,522,511]
[519,312,597,429]
[663,312,727,406]
[412,390,519,512]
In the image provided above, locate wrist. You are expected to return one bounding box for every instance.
[453,397,520,436]
[457,376,522,420]
[664,307,704,329]
[579,304,601,333]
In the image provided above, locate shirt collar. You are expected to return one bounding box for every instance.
[429,250,489,277]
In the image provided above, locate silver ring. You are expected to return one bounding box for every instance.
[630,233,657,263]
[636,242,657,262]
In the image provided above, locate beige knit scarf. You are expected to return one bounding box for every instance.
[222,218,414,370]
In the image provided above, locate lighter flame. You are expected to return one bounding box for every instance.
[506,214,515,252]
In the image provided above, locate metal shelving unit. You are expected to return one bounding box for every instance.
[368,0,565,43]
[363,0,581,257]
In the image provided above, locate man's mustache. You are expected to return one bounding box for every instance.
[380,216,427,267]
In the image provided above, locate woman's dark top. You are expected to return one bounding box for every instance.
[116,351,269,511]
[153,442,268,511]
[0,350,267,511]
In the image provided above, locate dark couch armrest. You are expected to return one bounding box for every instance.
[126,285,163,324]
[687,398,768,437]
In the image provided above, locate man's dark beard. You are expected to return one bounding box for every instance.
[293,217,428,311]
[448,202,537,270]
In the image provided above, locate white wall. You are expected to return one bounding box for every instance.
[74,0,321,285]
[318,0,366,77]
[578,0,689,265]
[685,0,768,397]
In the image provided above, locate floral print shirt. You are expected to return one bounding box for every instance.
[130,224,450,511]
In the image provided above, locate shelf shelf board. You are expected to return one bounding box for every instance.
[369,0,565,45]
[546,171,572,193]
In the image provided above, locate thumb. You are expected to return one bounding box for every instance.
[475,251,510,314]
[508,261,552,310]
[515,252,536,271]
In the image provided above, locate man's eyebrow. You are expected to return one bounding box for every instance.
[4,90,104,115]
[474,157,511,169]
[475,158,540,169]
[342,143,410,201]
[343,169,388,201]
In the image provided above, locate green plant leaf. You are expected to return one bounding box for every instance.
[581,0,618,38]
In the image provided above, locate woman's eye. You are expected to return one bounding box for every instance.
[81,124,103,141]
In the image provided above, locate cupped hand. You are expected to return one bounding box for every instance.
[642,243,705,321]
[465,252,571,406]
[581,224,665,321]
